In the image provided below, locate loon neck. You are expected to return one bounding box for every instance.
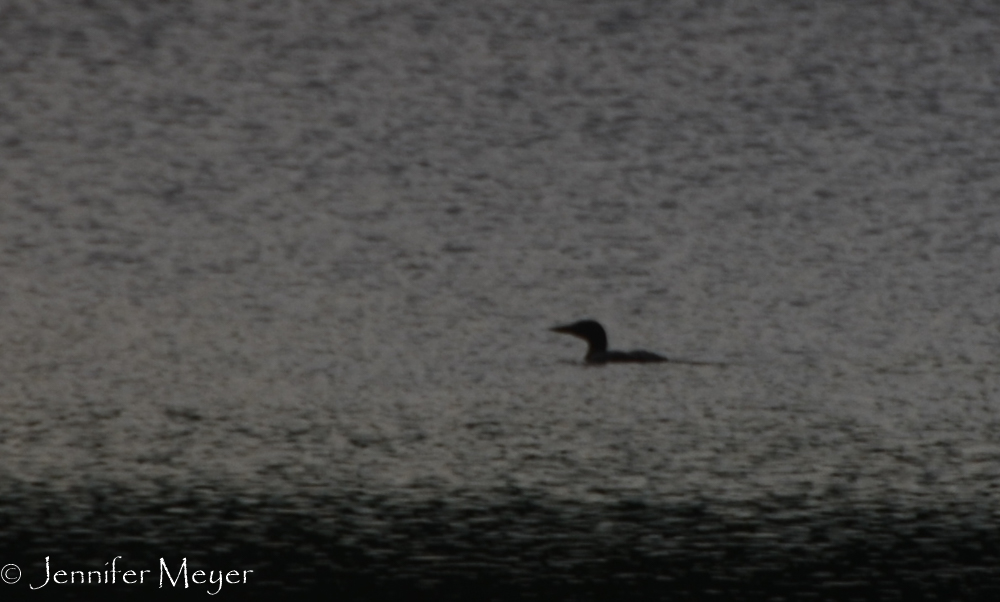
[584,338,608,358]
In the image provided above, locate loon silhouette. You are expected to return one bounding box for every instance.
[550,320,667,364]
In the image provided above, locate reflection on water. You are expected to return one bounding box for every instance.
[4,482,1000,600]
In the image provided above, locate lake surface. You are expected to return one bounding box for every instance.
[2,1,1000,599]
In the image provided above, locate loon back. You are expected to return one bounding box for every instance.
[550,320,667,364]
[591,350,668,364]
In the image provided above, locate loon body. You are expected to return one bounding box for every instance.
[550,320,667,364]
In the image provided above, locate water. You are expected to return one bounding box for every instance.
[2,0,1000,598]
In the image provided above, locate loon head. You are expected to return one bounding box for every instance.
[550,319,608,355]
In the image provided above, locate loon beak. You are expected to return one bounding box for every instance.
[550,324,574,334]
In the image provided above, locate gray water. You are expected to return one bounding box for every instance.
[2,1,1000,598]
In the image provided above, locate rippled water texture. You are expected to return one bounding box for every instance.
[2,0,1000,599]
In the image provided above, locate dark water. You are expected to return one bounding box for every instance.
[4,482,1000,601]
[3,0,1000,599]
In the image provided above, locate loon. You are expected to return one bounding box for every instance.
[550,320,668,364]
